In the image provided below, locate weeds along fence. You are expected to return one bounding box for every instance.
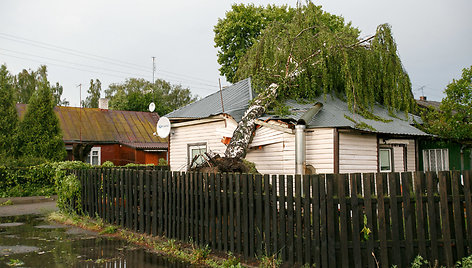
[73,169,472,267]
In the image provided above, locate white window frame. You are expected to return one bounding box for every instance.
[86,147,101,166]
[379,148,393,172]
[423,148,449,172]
[188,143,207,168]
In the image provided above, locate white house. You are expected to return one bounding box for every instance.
[166,78,428,175]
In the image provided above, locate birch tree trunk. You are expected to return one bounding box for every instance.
[224,83,279,158]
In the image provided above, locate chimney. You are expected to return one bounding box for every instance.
[419,96,427,101]
[99,98,109,109]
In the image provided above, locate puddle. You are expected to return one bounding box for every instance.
[0,222,24,227]
[0,214,191,267]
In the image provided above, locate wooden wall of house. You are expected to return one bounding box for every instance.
[246,127,295,175]
[306,128,335,174]
[169,118,237,171]
[339,132,378,174]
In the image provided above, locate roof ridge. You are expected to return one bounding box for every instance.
[166,78,251,117]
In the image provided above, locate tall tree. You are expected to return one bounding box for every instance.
[82,79,101,108]
[222,3,414,159]
[17,78,66,161]
[105,78,196,115]
[14,65,68,106]
[421,65,472,141]
[214,4,295,83]
[0,64,19,156]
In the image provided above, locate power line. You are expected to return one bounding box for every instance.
[0,52,216,93]
[0,32,221,86]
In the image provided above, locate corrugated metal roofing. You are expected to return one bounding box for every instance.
[261,96,428,136]
[120,142,168,149]
[16,104,167,144]
[166,78,253,122]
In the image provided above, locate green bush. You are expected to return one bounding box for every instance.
[0,160,91,199]
[101,161,115,167]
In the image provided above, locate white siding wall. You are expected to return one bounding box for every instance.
[245,127,294,175]
[339,132,378,174]
[306,128,334,174]
[169,118,237,171]
[246,127,335,175]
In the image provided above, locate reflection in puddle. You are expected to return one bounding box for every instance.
[0,214,190,267]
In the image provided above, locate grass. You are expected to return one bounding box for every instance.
[48,211,247,267]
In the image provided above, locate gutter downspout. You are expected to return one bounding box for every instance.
[295,102,323,174]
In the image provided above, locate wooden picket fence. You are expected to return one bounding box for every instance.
[73,168,472,267]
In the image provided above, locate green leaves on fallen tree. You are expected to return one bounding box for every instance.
[235,3,414,115]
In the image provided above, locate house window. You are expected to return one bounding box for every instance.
[423,149,449,172]
[188,143,207,168]
[379,148,392,172]
[86,147,101,165]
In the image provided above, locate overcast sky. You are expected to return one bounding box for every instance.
[1,0,471,107]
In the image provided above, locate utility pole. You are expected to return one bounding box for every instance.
[152,56,156,84]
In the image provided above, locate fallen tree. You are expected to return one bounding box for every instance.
[194,3,414,172]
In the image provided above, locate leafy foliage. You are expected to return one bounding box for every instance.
[0,64,19,157]
[235,3,414,115]
[421,65,472,141]
[81,79,101,108]
[13,65,68,106]
[105,78,196,115]
[17,80,66,161]
[214,4,295,83]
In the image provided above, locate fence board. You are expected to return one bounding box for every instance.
[376,173,389,268]
[264,174,271,255]
[312,175,321,267]
[271,175,278,257]
[414,172,427,258]
[229,173,235,252]
[463,171,472,255]
[426,172,439,262]
[248,174,255,258]
[350,173,362,268]
[326,174,336,268]
[255,174,263,255]
[451,171,465,259]
[204,173,210,247]
[242,174,249,257]
[303,175,311,265]
[295,175,303,264]
[210,173,217,249]
[235,173,241,254]
[216,173,222,251]
[152,171,158,236]
[438,171,453,266]
[388,172,402,267]
[222,173,228,251]
[401,172,415,264]
[363,173,376,268]
[286,175,294,264]
[145,171,151,235]
[279,175,286,260]
[337,173,349,268]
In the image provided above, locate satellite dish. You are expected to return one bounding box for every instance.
[156,117,171,138]
[149,102,156,112]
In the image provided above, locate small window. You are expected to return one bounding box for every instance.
[423,149,449,172]
[86,147,101,166]
[188,144,207,168]
[379,148,392,172]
